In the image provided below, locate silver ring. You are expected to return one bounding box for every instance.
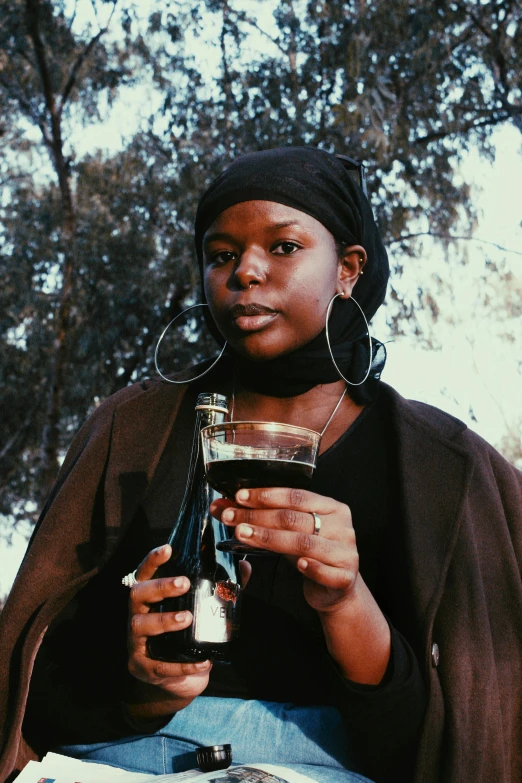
[311,512,322,536]
[121,569,138,588]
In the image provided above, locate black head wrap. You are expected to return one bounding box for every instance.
[194,147,389,402]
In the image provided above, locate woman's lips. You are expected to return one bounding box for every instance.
[229,303,277,332]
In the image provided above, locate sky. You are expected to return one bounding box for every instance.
[380,125,522,447]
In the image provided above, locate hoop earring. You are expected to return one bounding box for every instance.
[154,303,227,385]
[325,294,373,387]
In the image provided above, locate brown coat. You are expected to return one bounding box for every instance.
[1,378,521,782]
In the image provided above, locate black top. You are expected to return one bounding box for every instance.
[143,387,424,779]
[24,388,425,783]
[201,393,426,781]
[201,396,417,695]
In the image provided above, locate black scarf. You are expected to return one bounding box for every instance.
[194,147,389,403]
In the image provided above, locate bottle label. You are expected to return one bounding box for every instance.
[193,578,240,643]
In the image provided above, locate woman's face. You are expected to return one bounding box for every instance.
[202,200,363,362]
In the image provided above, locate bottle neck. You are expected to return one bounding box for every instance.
[195,393,229,429]
[196,406,227,429]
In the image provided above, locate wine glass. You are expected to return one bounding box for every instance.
[200,421,321,555]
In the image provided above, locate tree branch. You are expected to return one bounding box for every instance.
[389,231,522,256]
[413,107,522,145]
[233,10,287,57]
[465,334,513,435]
[286,0,298,78]
[59,28,106,115]
[0,379,47,464]
[59,0,117,115]
[25,0,75,208]
[456,3,493,42]
[108,282,191,395]
[68,0,78,32]
[454,0,514,102]
[318,74,338,141]
[25,0,79,500]
[0,172,33,188]
[447,23,477,54]
[14,45,37,71]
[0,73,43,131]
[25,0,57,122]
[220,4,239,114]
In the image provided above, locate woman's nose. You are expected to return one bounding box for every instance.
[232,250,266,289]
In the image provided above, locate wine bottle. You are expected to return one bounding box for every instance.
[147,392,241,663]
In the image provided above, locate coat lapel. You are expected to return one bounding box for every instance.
[104,381,187,546]
[387,386,475,629]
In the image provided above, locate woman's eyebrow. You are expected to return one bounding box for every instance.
[267,220,318,235]
[268,220,317,238]
[203,220,309,247]
[267,220,302,230]
[203,231,236,246]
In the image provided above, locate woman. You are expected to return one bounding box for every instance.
[0,148,521,783]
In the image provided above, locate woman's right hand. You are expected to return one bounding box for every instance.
[125,544,212,723]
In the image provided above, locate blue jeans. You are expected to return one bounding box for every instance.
[58,697,374,782]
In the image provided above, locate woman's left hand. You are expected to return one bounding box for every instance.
[210,487,359,615]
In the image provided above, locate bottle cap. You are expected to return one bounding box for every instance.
[196,744,232,772]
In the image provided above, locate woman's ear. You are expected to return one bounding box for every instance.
[337,245,367,297]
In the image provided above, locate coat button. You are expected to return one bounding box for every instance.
[431,643,440,667]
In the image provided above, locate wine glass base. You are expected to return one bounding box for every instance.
[216,540,273,556]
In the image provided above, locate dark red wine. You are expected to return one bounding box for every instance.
[205,458,313,499]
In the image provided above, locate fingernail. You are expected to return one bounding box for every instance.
[298,558,308,571]
[223,508,235,523]
[238,524,253,539]
[160,544,170,554]
[195,661,210,669]
[175,611,187,622]
[237,489,249,502]
[173,577,185,588]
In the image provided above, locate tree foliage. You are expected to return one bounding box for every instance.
[0,0,521,530]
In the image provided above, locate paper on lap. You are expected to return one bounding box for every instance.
[150,763,318,783]
[16,754,319,783]
[15,753,151,782]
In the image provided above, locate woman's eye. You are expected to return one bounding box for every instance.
[211,250,236,265]
[273,241,301,255]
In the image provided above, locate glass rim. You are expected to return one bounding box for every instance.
[200,420,321,442]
